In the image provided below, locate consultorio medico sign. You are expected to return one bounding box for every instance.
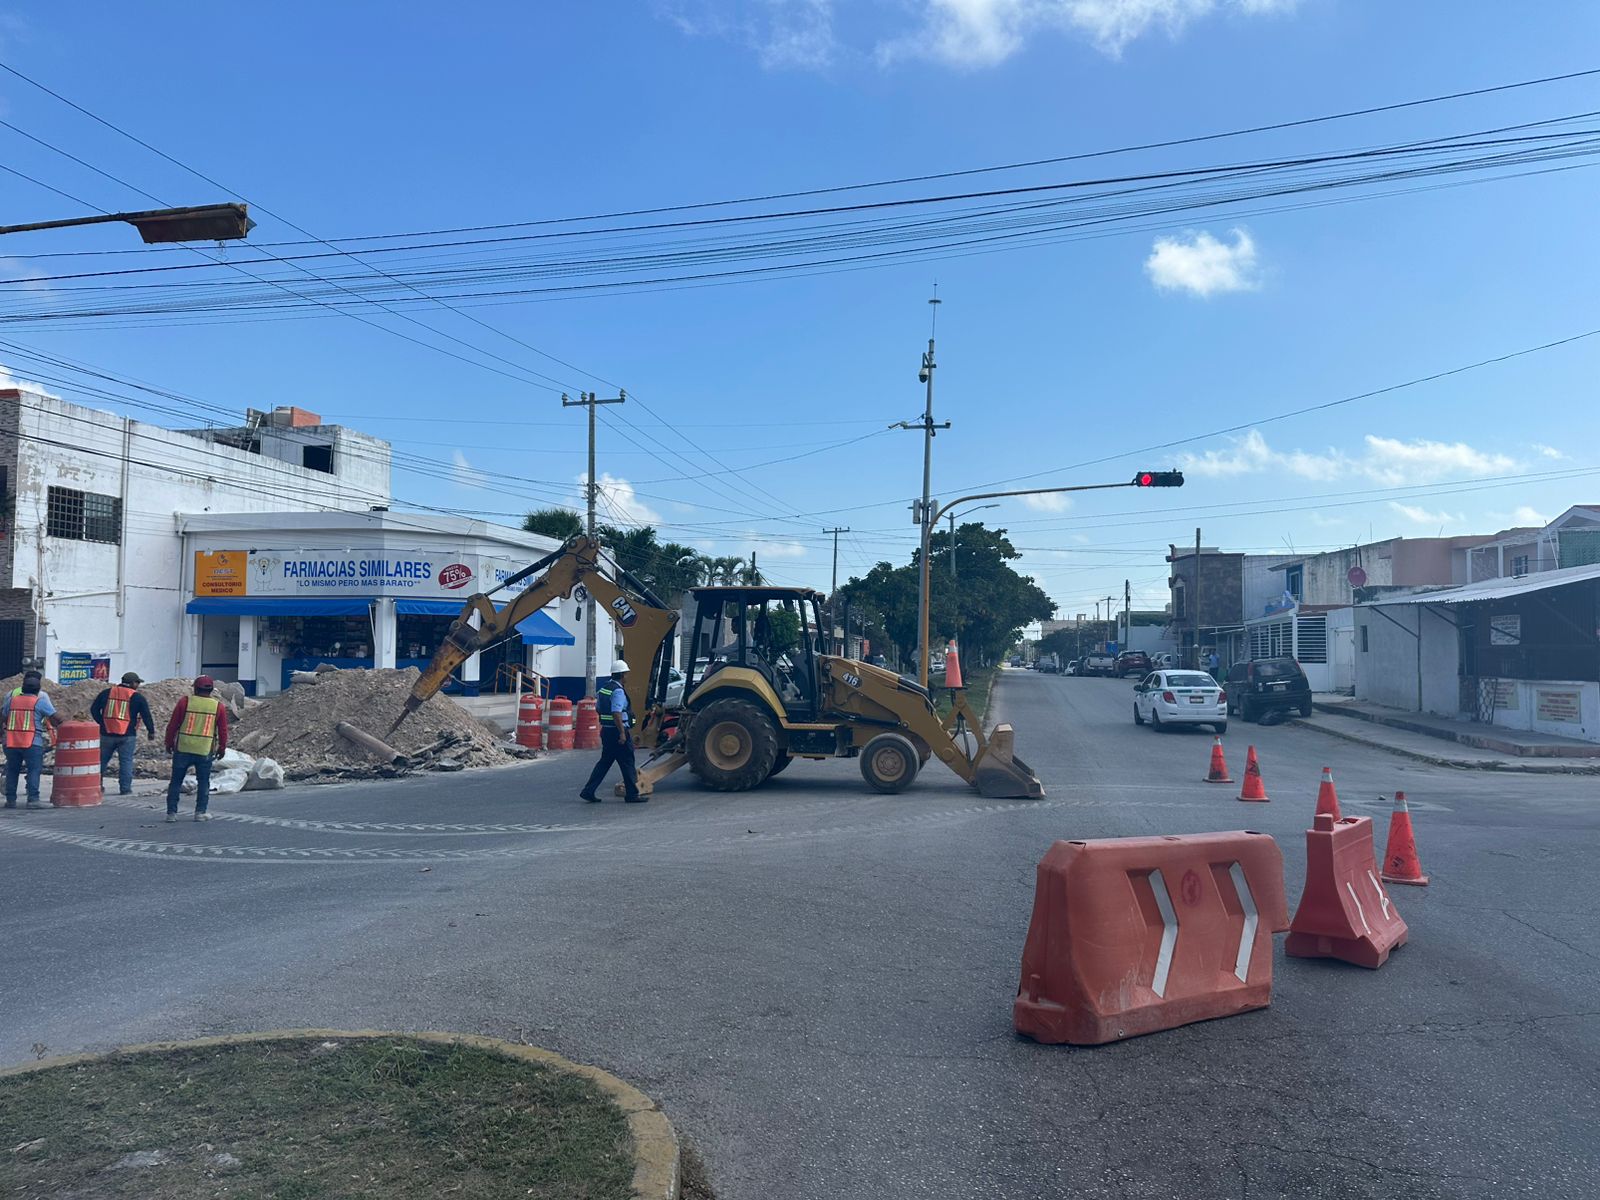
[194,550,535,601]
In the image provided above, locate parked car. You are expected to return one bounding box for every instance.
[1152,652,1178,670]
[1114,650,1151,678]
[663,666,688,706]
[1224,657,1313,721]
[1133,670,1227,734]
[1081,652,1117,677]
[1065,659,1080,676]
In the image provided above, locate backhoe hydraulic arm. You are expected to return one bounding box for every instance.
[389,536,678,734]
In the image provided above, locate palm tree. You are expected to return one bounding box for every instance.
[521,508,583,540]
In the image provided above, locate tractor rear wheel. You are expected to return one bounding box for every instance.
[688,698,780,791]
[860,732,920,794]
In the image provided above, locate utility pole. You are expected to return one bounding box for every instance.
[823,527,849,655]
[562,389,626,698]
[1105,595,1114,650]
[897,292,950,688]
[1193,527,1203,669]
[1124,579,1131,654]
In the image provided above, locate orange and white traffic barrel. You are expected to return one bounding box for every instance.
[545,697,575,751]
[51,720,103,807]
[516,693,544,749]
[574,698,600,750]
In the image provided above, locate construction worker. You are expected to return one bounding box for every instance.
[91,672,156,796]
[3,672,62,810]
[164,675,229,823]
[578,660,643,804]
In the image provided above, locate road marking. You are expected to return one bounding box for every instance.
[1229,861,1258,982]
[1148,869,1179,998]
[1345,880,1372,934]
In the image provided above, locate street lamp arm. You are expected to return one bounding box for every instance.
[930,480,1136,525]
[0,203,253,243]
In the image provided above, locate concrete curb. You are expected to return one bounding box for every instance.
[0,1029,680,1200]
[1290,717,1600,775]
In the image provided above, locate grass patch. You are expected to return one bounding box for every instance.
[0,1037,635,1200]
[934,665,998,725]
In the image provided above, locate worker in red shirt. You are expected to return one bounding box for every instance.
[164,675,229,823]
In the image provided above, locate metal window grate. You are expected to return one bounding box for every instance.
[46,485,84,539]
[1296,614,1328,664]
[45,485,121,544]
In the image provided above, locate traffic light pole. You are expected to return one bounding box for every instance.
[916,471,1184,688]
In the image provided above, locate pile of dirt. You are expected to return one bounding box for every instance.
[230,666,526,781]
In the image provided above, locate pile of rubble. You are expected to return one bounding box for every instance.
[230,666,527,782]
[0,666,524,784]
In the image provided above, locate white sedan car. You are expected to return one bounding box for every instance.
[1133,670,1227,734]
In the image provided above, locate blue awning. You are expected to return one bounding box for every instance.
[186,597,372,616]
[511,608,575,646]
[395,599,467,616]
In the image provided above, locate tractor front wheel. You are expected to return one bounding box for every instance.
[688,698,781,791]
[860,732,920,794]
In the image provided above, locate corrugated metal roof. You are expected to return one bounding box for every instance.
[1362,561,1600,606]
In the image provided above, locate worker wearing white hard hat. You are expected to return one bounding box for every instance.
[579,659,643,803]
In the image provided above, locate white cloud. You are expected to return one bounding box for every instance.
[583,472,663,528]
[450,449,487,489]
[1021,491,1072,512]
[1145,228,1260,297]
[1180,430,1522,487]
[1359,435,1518,486]
[1388,502,1464,529]
[658,0,836,69]
[0,361,57,399]
[1532,443,1568,461]
[878,0,1298,67]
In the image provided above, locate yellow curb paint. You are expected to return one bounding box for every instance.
[0,1028,680,1200]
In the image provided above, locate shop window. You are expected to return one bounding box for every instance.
[47,485,122,544]
[302,444,334,473]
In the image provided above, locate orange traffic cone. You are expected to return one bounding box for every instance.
[1204,736,1233,783]
[1380,792,1429,886]
[1314,767,1342,821]
[1238,745,1268,802]
[944,639,964,689]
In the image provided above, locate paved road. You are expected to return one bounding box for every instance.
[5,671,1599,1198]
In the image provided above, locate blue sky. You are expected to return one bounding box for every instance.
[1,1,1596,617]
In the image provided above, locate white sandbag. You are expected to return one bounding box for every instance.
[182,767,250,795]
[243,757,285,791]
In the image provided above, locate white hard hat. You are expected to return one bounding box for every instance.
[612,660,630,674]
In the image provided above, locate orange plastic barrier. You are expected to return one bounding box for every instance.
[1380,792,1429,886]
[1286,814,1407,969]
[1238,745,1268,802]
[51,720,102,807]
[1204,736,1232,783]
[1014,831,1289,1045]
[515,693,544,750]
[1314,766,1342,820]
[575,698,601,750]
[545,697,574,751]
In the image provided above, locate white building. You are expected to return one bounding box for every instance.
[0,387,604,696]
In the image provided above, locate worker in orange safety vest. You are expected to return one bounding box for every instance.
[3,671,63,810]
[91,672,156,796]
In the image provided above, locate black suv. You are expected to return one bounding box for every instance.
[1225,657,1313,721]
[1114,650,1151,678]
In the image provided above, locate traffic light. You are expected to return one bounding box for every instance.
[1133,470,1184,487]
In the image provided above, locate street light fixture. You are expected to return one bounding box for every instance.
[0,202,254,243]
[947,502,999,582]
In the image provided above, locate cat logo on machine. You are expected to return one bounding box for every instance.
[842,672,861,688]
[610,596,638,627]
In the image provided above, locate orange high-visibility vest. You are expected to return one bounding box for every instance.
[5,694,40,750]
[176,695,220,756]
[104,685,135,736]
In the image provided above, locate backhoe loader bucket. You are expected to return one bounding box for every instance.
[973,724,1045,799]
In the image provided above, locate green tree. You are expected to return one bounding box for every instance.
[521,508,583,540]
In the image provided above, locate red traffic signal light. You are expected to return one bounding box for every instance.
[1133,470,1184,487]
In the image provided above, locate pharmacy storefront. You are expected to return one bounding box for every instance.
[179,514,597,695]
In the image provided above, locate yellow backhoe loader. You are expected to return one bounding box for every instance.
[392,536,1043,799]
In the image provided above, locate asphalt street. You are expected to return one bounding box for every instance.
[4,670,1598,1199]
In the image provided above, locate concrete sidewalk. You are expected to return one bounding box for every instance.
[1293,699,1600,774]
